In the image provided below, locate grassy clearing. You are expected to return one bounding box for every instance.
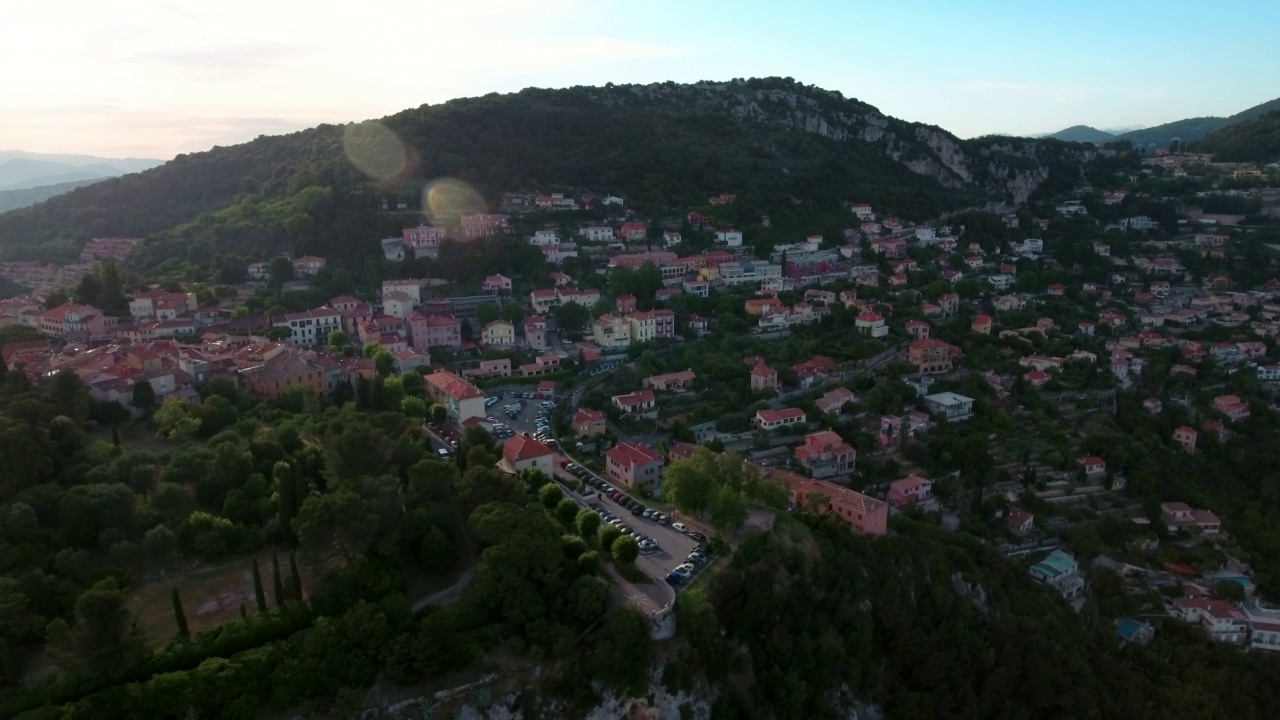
[128,551,326,649]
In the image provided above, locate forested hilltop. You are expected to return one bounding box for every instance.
[0,77,1097,268]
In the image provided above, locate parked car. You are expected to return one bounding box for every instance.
[687,532,707,542]
[672,522,688,533]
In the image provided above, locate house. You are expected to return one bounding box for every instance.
[615,294,637,314]
[1007,508,1036,534]
[855,312,889,338]
[688,314,710,336]
[482,274,513,293]
[906,320,930,339]
[889,475,934,509]
[1160,502,1221,536]
[816,386,856,415]
[938,293,960,315]
[754,408,807,431]
[1077,456,1107,480]
[272,307,342,347]
[530,289,559,315]
[481,320,515,348]
[971,314,993,335]
[128,289,194,320]
[1144,397,1163,414]
[465,358,511,379]
[612,390,657,418]
[794,430,856,479]
[407,313,461,352]
[878,415,903,447]
[36,303,118,340]
[750,363,779,393]
[793,356,836,385]
[1023,370,1050,388]
[663,231,682,247]
[605,442,666,494]
[460,213,509,239]
[423,371,486,427]
[591,314,631,350]
[519,353,561,377]
[381,291,415,319]
[573,408,607,438]
[995,294,1026,312]
[923,392,974,421]
[1242,601,1280,652]
[502,435,556,475]
[1047,283,1067,297]
[1029,550,1086,600]
[643,369,695,391]
[242,354,326,401]
[1200,601,1248,644]
[580,225,614,242]
[1212,394,1250,422]
[908,339,960,374]
[628,308,677,342]
[619,222,647,241]
[402,224,447,257]
[292,255,327,278]
[776,468,888,536]
[714,229,743,247]
[988,274,1015,291]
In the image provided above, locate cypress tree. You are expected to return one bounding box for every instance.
[172,588,189,638]
[289,551,304,603]
[251,557,267,613]
[239,603,247,619]
[111,423,121,447]
[272,551,286,608]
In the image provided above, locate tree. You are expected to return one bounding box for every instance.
[429,404,447,424]
[500,300,525,325]
[272,551,287,608]
[171,588,189,638]
[44,578,147,678]
[576,508,601,539]
[611,534,639,566]
[268,257,294,288]
[143,524,175,559]
[554,302,590,336]
[154,398,201,441]
[539,483,564,509]
[420,525,455,574]
[326,330,351,355]
[293,489,377,567]
[663,447,719,517]
[97,260,128,316]
[252,557,267,612]
[594,606,653,695]
[599,523,622,550]
[476,302,500,325]
[555,496,581,525]
[374,350,394,378]
[131,380,157,416]
[289,551,304,602]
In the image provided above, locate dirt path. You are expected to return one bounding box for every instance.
[411,566,477,612]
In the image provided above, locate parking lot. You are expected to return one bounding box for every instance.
[556,462,710,588]
[483,388,555,442]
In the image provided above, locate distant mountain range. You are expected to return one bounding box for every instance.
[1037,95,1280,149]
[0,150,166,213]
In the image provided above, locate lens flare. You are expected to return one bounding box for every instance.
[422,178,487,227]
[342,121,409,181]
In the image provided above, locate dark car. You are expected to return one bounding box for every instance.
[688,532,707,543]
[665,573,686,586]
[630,506,644,515]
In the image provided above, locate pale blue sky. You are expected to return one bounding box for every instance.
[3,0,1276,158]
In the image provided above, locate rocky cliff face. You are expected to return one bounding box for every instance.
[618,79,1092,206]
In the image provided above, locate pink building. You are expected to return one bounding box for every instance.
[889,475,934,508]
[605,442,665,492]
[407,312,462,352]
[879,415,903,447]
[750,363,779,393]
[460,214,509,239]
[773,468,888,536]
[403,224,448,255]
[482,274,513,293]
[794,430,856,478]
[1174,426,1198,453]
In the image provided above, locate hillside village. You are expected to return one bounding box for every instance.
[6,147,1280,660]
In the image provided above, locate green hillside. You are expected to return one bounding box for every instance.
[1118,95,1280,150]
[0,178,107,214]
[0,78,1098,271]
[1196,111,1280,162]
[1045,125,1115,143]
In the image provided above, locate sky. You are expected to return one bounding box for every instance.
[3,0,1278,159]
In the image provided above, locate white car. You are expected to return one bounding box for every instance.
[671,522,688,533]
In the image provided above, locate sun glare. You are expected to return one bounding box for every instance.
[341,121,410,181]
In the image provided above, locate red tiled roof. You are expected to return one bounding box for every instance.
[424,371,483,400]
[607,442,664,468]
[504,435,553,463]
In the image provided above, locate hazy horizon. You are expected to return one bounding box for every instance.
[5,0,1278,159]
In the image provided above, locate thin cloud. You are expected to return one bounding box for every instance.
[954,81,1093,103]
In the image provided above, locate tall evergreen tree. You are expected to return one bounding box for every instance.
[272,551,286,608]
[171,588,189,638]
[289,551,304,603]
[111,423,121,447]
[239,603,247,620]
[251,557,267,613]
